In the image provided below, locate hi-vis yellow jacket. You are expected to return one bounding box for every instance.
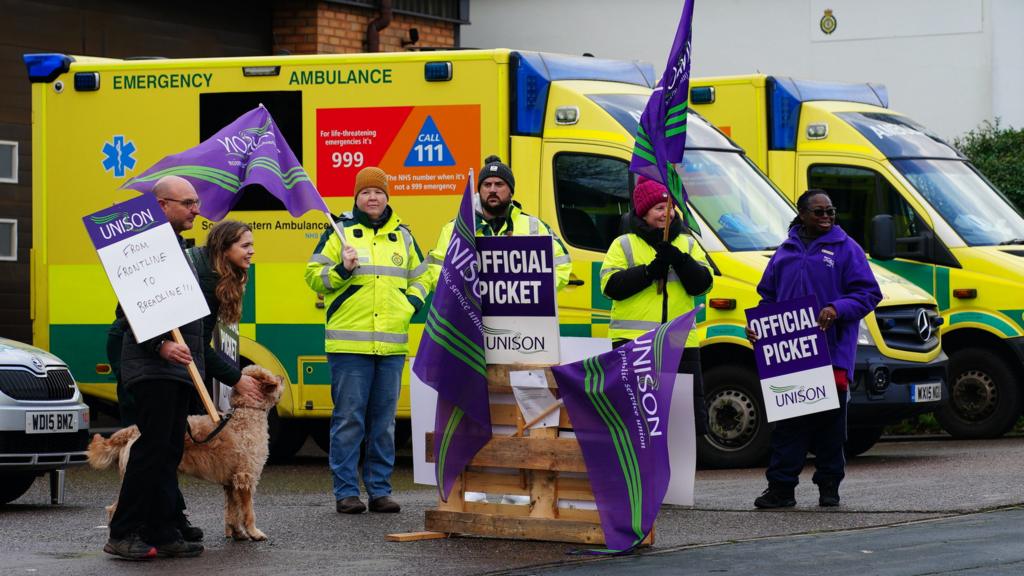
[600,232,711,347]
[305,209,429,356]
[426,202,572,292]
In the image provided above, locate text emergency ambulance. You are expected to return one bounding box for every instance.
[26,51,945,466]
[691,75,1024,441]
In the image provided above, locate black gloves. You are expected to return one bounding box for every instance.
[657,241,713,295]
[645,254,670,281]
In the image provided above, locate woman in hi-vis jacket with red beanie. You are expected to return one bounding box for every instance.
[600,176,714,434]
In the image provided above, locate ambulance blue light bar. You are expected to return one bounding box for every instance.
[511,51,656,136]
[23,53,73,83]
[767,76,889,150]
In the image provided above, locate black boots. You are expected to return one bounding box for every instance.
[818,482,840,507]
[754,483,796,509]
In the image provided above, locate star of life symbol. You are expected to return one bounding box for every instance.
[102,135,137,178]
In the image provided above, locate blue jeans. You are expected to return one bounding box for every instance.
[328,353,404,501]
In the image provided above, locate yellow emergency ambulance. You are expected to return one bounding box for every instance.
[26,51,945,466]
[690,75,1024,440]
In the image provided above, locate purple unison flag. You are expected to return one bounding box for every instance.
[552,308,698,553]
[122,105,328,222]
[413,171,491,501]
[629,0,698,232]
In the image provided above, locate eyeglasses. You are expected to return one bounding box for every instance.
[804,207,837,217]
[163,198,202,209]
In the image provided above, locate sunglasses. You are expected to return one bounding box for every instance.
[804,207,837,218]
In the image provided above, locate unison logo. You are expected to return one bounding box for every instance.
[769,384,829,407]
[90,209,157,240]
[217,119,277,159]
[483,326,545,354]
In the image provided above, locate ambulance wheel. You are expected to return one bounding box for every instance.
[697,365,771,469]
[936,348,1021,439]
[267,409,308,463]
[394,419,412,449]
[844,426,884,457]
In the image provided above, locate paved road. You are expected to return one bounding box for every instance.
[2,435,1023,575]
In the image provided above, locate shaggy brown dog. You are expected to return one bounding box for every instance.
[88,364,283,541]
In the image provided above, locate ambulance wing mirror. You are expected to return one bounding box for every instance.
[870,214,896,261]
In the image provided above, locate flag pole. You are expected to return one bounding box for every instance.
[172,328,220,423]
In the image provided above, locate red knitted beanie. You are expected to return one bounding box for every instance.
[633,176,670,217]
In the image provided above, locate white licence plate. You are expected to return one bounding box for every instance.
[911,382,942,403]
[25,411,79,434]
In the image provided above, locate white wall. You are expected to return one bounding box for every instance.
[463,0,1020,140]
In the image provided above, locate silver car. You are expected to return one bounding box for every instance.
[0,337,90,505]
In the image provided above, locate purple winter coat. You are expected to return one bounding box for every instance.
[756,224,882,376]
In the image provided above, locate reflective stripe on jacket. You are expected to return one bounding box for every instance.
[304,211,428,356]
[600,232,711,346]
[425,203,572,293]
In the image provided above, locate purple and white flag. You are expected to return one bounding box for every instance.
[122,105,328,222]
[629,0,699,232]
[551,309,698,553]
[413,171,491,501]
[745,295,838,422]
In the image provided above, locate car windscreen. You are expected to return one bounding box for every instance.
[891,158,1024,246]
[679,150,795,251]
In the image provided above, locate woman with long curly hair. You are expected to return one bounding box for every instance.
[187,220,262,407]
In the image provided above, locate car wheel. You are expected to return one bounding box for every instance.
[845,426,884,457]
[0,473,38,505]
[697,364,772,469]
[936,348,1021,439]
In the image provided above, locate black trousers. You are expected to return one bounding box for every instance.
[108,379,191,544]
[766,390,849,488]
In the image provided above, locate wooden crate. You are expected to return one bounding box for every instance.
[421,364,653,546]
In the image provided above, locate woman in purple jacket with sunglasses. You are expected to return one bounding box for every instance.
[747,189,882,509]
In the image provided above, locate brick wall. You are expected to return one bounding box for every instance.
[274,0,456,55]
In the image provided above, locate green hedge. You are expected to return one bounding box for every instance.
[954,119,1024,212]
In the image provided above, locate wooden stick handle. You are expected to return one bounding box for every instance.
[656,218,671,295]
[512,399,563,437]
[171,328,220,424]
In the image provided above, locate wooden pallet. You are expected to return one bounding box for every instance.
[417,364,653,546]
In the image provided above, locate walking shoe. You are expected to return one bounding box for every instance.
[176,517,204,542]
[103,534,157,560]
[336,496,366,514]
[818,482,841,507]
[369,495,401,513]
[155,539,204,558]
[754,484,796,509]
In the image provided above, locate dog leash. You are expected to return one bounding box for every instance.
[187,412,233,444]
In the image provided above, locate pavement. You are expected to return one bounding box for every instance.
[2,434,1024,575]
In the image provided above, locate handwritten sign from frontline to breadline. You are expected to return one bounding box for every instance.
[83,194,209,343]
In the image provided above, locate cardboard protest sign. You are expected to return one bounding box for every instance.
[745,295,838,422]
[83,194,209,343]
[477,235,560,364]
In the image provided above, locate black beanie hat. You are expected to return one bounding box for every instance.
[478,155,515,193]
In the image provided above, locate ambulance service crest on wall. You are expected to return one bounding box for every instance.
[820,9,837,35]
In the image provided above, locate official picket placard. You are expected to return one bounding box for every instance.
[477,235,559,364]
[83,194,209,342]
[745,296,838,422]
